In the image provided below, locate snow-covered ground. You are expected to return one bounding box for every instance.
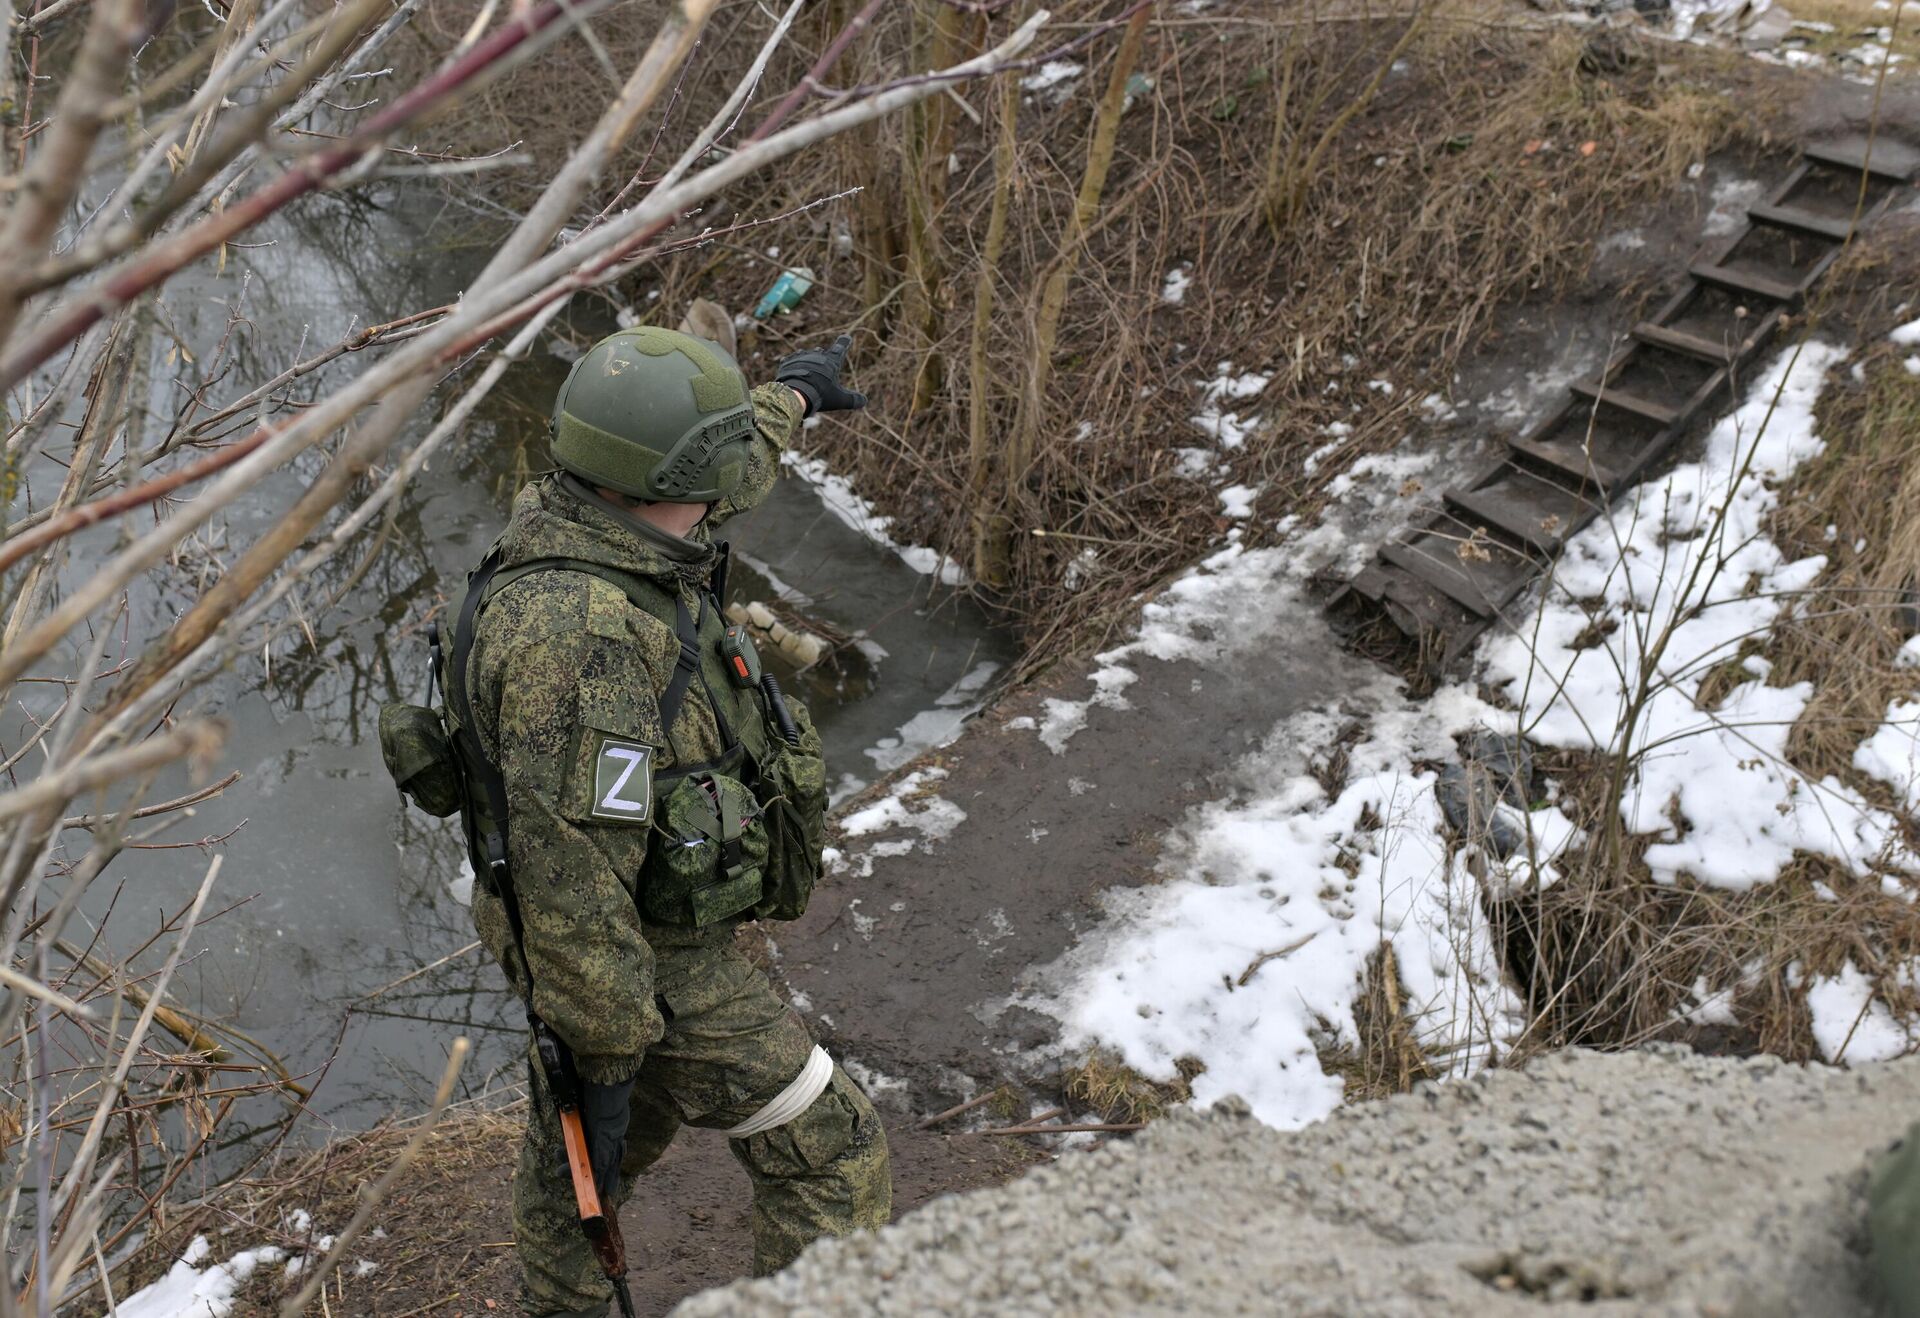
[114,1213,368,1318]
[1029,333,1920,1129]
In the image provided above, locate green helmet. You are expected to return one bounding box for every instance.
[550,326,755,503]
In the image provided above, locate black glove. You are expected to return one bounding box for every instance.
[774,334,868,415]
[579,1078,633,1203]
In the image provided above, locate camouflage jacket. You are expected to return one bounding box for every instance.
[464,383,805,1084]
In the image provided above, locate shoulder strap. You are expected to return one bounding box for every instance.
[437,546,532,1002]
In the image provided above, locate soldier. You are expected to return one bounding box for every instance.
[1874,1121,1920,1317]
[448,327,890,1316]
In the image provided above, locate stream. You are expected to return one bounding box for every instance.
[13,181,1010,1131]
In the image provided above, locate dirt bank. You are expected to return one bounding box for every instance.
[676,1046,1920,1315]
[180,1110,1039,1316]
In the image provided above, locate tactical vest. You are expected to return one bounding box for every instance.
[378,544,827,932]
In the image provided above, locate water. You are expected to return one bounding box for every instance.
[12,182,1010,1128]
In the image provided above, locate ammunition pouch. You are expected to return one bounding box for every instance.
[377,702,464,818]
[643,751,769,927]
[751,694,826,922]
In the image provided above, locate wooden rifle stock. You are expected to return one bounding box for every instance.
[539,1019,637,1316]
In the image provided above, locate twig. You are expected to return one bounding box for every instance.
[351,941,483,1005]
[390,1296,461,1318]
[0,721,224,825]
[914,1089,999,1130]
[59,770,241,831]
[0,962,95,1022]
[982,1121,1145,1136]
[46,936,303,1092]
[1235,932,1319,987]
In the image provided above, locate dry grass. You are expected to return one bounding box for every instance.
[1062,1046,1193,1123]
[1321,944,1437,1102]
[115,1102,526,1314]
[830,11,1782,669]
[1769,227,1920,795]
[1485,837,1920,1063]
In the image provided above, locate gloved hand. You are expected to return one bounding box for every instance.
[579,1078,633,1203]
[774,334,868,415]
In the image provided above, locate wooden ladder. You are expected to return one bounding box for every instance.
[1329,134,1920,676]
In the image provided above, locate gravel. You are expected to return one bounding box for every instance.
[672,1046,1920,1316]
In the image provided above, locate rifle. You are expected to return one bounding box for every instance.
[534,1015,637,1318]
[433,600,638,1317]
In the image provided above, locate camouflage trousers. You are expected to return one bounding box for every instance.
[513,928,892,1316]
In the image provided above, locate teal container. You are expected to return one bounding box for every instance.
[753,266,815,320]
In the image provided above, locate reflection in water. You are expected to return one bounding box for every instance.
[10,183,1011,1132]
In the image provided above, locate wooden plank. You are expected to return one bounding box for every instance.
[1688,261,1802,305]
[1377,569,1468,642]
[1445,480,1594,556]
[1380,540,1499,619]
[1631,321,1737,365]
[1746,201,1855,243]
[1506,433,1620,491]
[1803,135,1920,183]
[1568,380,1679,427]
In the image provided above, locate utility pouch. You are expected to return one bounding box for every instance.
[752,693,827,922]
[642,760,769,927]
[378,703,464,818]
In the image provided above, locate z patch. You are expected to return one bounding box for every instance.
[587,736,654,824]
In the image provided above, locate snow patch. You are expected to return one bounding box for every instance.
[115,1238,288,1318]
[833,768,967,880]
[1219,484,1259,519]
[1705,176,1765,236]
[864,661,1001,774]
[1807,959,1918,1062]
[1854,699,1920,812]
[1032,444,1437,756]
[1021,60,1083,98]
[1189,363,1271,450]
[841,1056,909,1104]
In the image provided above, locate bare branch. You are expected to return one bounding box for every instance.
[0,720,224,826]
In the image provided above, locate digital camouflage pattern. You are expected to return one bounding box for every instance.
[1872,1121,1920,1318]
[457,382,892,1315]
[515,930,890,1314]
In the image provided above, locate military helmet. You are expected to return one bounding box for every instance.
[550,326,755,504]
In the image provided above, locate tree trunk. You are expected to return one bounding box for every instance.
[966,48,1021,586]
[1001,3,1151,570]
[901,0,967,420]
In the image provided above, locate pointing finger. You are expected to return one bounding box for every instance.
[828,333,853,364]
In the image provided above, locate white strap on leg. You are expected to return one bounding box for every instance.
[725,1045,834,1139]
